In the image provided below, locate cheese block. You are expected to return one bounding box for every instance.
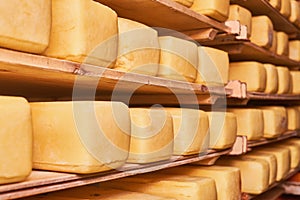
[195,46,229,85]
[163,108,209,155]
[228,5,252,37]
[0,0,51,54]
[268,0,281,10]
[286,107,300,130]
[290,1,300,25]
[277,66,290,94]
[255,147,291,181]
[128,108,173,163]
[227,108,263,140]
[172,0,193,7]
[0,96,32,184]
[40,185,175,200]
[191,0,230,22]
[263,64,279,94]
[276,144,300,169]
[258,106,287,138]
[250,16,274,49]
[160,165,241,200]
[30,101,131,174]
[290,71,300,94]
[158,36,198,82]
[289,40,300,61]
[229,62,266,92]
[100,173,217,200]
[216,156,269,194]
[207,112,237,149]
[114,18,160,76]
[276,32,289,56]
[44,0,118,68]
[270,31,277,53]
[241,152,277,185]
[280,0,291,18]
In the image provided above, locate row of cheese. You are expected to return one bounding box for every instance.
[24,138,300,200]
[229,62,300,94]
[173,0,300,29]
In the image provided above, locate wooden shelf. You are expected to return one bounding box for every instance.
[213,42,300,68]
[246,92,300,106]
[0,149,231,199]
[282,173,300,195]
[230,0,300,38]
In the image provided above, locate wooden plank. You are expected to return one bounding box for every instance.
[0,149,231,199]
[252,187,285,200]
[95,0,230,32]
[230,0,300,38]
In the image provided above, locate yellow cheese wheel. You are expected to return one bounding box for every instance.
[290,0,300,25]
[250,16,274,49]
[0,96,32,184]
[289,40,300,61]
[276,32,289,56]
[286,107,300,130]
[277,66,290,94]
[228,5,252,37]
[268,0,281,10]
[263,64,279,94]
[290,71,300,94]
[276,143,300,169]
[280,0,291,18]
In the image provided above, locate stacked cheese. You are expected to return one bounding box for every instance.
[286,107,300,130]
[250,16,274,49]
[228,5,252,37]
[290,0,300,27]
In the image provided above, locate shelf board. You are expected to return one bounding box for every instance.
[246,92,300,106]
[230,0,300,38]
[0,48,247,106]
[95,0,231,33]
[213,42,300,68]
[282,173,300,195]
[0,149,231,199]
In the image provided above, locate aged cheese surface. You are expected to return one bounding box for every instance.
[44,0,118,67]
[196,47,229,85]
[172,0,194,7]
[158,36,198,82]
[268,0,281,10]
[164,108,209,155]
[263,64,278,94]
[289,40,300,61]
[227,108,263,140]
[0,96,32,184]
[250,16,274,49]
[207,112,237,149]
[228,5,252,37]
[191,0,230,22]
[160,165,241,200]
[258,106,287,138]
[216,156,269,194]
[290,71,300,94]
[44,185,175,200]
[229,62,266,92]
[101,173,217,200]
[280,0,291,18]
[277,66,290,94]
[255,146,291,181]
[128,108,173,163]
[276,144,300,169]
[276,32,289,56]
[0,0,51,54]
[286,107,300,130]
[114,18,160,76]
[30,101,131,174]
[290,0,300,25]
[241,152,277,185]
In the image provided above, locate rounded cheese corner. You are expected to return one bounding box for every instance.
[286,106,300,130]
[228,4,252,37]
[277,66,290,94]
[250,16,274,49]
[263,64,279,94]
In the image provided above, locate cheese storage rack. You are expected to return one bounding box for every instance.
[1,0,300,199]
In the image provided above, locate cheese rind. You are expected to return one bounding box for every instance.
[250,16,274,49]
[258,106,287,138]
[158,36,198,82]
[286,107,300,130]
[0,0,51,54]
[280,0,291,18]
[263,64,279,94]
[128,108,173,163]
[290,71,300,94]
[196,47,229,85]
[191,0,230,22]
[0,96,32,184]
[172,0,194,7]
[276,32,289,56]
[228,5,252,37]
[30,101,131,174]
[160,165,241,200]
[241,152,277,185]
[229,62,266,92]
[164,108,209,155]
[44,0,118,67]
[290,0,300,26]
[216,157,269,194]
[227,108,263,140]
[114,18,160,76]
[101,174,217,200]
[276,144,300,169]
[268,0,281,10]
[277,66,290,94]
[289,40,300,61]
[207,112,237,149]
